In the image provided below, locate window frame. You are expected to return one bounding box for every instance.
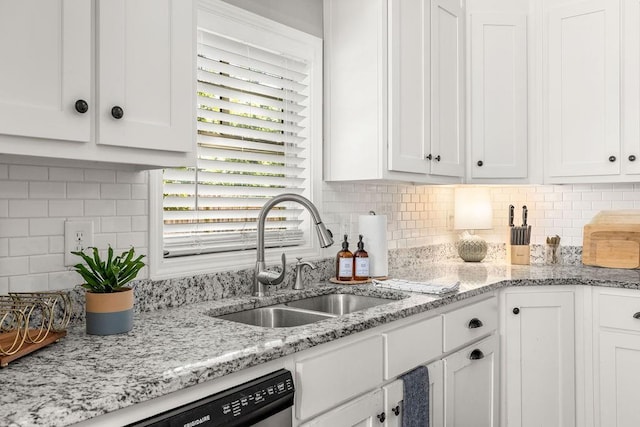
[149,0,324,280]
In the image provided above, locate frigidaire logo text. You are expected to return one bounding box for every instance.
[183,415,210,427]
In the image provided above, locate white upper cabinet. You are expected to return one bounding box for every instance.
[324,0,464,183]
[0,0,91,142]
[431,0,465,177]
[622,0,640,176]
[545,0,621,181]
[0,0,195,168]
[97,0,193,153]
[468,12,528,180]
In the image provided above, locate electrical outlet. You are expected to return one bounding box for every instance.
[64,221,94,266]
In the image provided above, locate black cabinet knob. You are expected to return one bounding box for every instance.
[609,155,617,162]
[633,312,640,319]
[111,106,124,120]
[392,405,400,416]
[434,155,441,162]
[629,155,637,162]
[469,349,485,360]
[477,160,483,167]
[513,307,520,315]
[425,154,432,160]
[74,99,89,114]
[377,412,386,423]
[468,318,484,329]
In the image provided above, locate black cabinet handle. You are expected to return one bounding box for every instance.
[513,307,520,315]
[633,312,640,319]
[477,160,483,167]
[377,412,386,423]
[609,155,617,162]
[468,318,483,329]
[111,106,124,119]
[425,154,432,160]
[75,99,89,114]
[392,405,400,416]
[434,155,441,162]
[629,155,637,162]
[469,349,485,360]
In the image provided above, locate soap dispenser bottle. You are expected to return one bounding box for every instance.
[353,234,370,280]
[336,234,354,281]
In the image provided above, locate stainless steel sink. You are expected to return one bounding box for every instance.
[285,294,395,315]
[215,306,335,328]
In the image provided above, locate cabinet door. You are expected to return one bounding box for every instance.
[97,0,194,152]
[430,0,464,177]
[444,335,499,427]
[300,389,384,427]
[546,0,620,178]
[427,359,444,427]
[598,331,640,427]
[382,380,403,427]
[0,0,91,142]
[504,291,576,427]
[623,0,640,175]
[388,0,430,175]
[469,12,527,179]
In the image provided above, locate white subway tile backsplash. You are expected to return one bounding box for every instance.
[49,236,64,253]
[49,167,84,182]
[116,200,146,216]
[0,238,7,257]
[100,183,131,200]
[49,200,84,217]
[29,181,66,199]
[49,271,79,290]
[9,165,47,181]
[9,274,48,292]
[29,218,65,236]
[84,169,116,183]
[85,200,116,217]
[0,181,28,198]
[0,256,29,276]
[29,254,64,274]
[101,216,131,233]
[67,182,100,199]
[9,237,48,256]
[0,219,29,237]
[9,200,48,218]
[116,232,146,249]
[131,184,148,200]
[0,277,8,294]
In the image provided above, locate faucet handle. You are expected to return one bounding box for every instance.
[294,257,316,290]
[257,253,287,286]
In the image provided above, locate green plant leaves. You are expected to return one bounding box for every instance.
[71,246,146,293]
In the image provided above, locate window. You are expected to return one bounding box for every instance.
[149,1,323,279]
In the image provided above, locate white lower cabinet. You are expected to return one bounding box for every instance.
[502,288,576,427]
[594,288,640,427]
[299,388,385,427]
[443,335,499,427]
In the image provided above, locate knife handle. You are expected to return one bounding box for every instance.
[509,205,515,227]
[522,205,528,226]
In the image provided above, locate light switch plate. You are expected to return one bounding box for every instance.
[64,221,94,266]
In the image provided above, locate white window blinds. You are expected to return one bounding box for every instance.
[162,30,310,258]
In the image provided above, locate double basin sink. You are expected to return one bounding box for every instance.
[213,293,397,328]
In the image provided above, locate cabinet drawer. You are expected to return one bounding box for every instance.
[443,297,497,352]
[383,315,443,379]
[599,291,640,332]
[295,335,383,421]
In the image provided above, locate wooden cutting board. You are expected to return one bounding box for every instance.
[583,210,640,268]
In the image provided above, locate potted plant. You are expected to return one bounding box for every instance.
[71,246,145,336]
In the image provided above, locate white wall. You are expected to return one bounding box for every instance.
[221,0,323,37]
[2,161,639,293]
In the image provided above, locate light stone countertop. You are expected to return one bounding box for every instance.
[2,262,640,427]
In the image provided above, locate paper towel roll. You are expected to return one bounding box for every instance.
[358,214,388,277]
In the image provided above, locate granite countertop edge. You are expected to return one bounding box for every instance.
[3,263,640,427]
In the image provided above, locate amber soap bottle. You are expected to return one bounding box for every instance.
[336,234,354,281]
[353,234,370,280]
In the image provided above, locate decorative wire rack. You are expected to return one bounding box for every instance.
[0,291,71,367]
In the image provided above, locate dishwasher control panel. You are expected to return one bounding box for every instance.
[129,369,294,427]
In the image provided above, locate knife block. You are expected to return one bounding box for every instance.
[508,244,530,265]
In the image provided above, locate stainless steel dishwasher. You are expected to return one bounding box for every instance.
[128,369,294,427]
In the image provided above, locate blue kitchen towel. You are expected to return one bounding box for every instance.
[400,365,429,427]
